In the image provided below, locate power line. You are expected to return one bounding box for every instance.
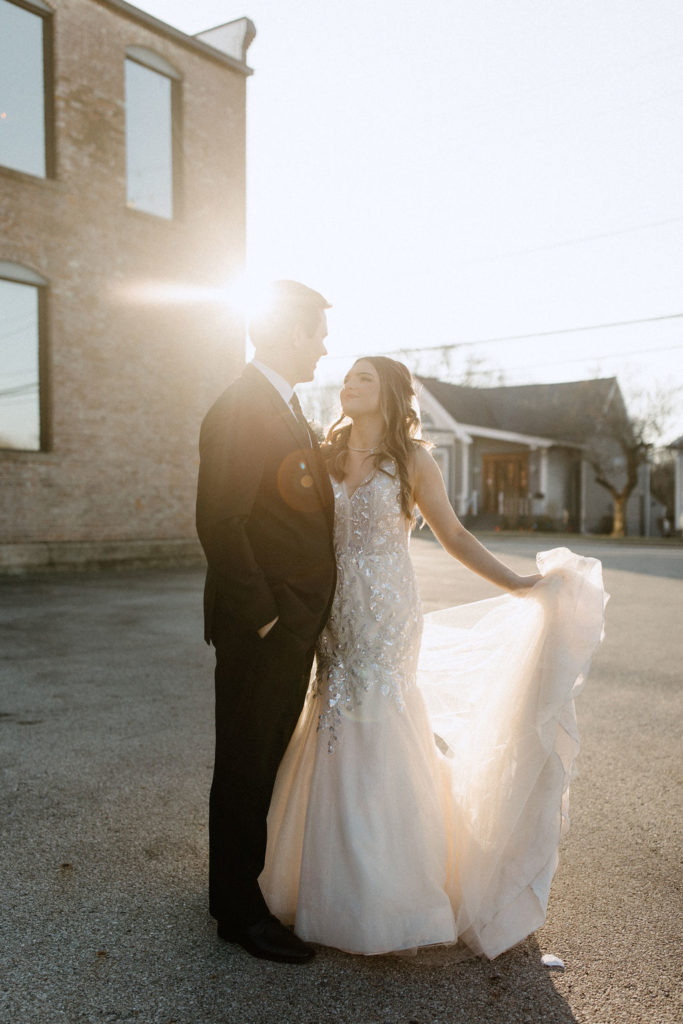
[419,313,683,351]
[0,383,38,398]
[328,313,683,361]
[448,40,683,123]
[416,313,683,351]
[493,343,683,375]
[456,216,683,264]
[324,343,683,386]
[543,83,683,132]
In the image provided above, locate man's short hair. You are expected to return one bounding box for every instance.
[249,280,331,351]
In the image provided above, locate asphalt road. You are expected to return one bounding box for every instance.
[1,537,681,1024]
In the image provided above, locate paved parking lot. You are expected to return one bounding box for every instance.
[1,536,681,1023]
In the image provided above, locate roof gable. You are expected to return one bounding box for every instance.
[417,376,625,444]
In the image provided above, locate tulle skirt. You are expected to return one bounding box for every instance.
[260,548,607,958]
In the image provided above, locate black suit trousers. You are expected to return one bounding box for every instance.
[209,620,315,926]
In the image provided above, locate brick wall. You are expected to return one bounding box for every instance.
[0,0,248,565]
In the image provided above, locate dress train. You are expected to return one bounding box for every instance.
[260,468,607,958]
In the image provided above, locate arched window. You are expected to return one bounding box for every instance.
[0,262,49,451]
[0,0,55,178]
[124,46,182,219]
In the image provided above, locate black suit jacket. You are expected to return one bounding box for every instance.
[196,364,336,647]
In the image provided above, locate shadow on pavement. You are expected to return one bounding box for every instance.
[0,566,579,1024]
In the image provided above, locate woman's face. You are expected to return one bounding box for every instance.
[340,360,382,419]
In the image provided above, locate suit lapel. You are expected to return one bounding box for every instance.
[243,364,309,449]
[307,433,335,524]
[275,400,312,450]
[242,365,333,517]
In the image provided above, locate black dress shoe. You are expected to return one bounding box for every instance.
[217,915,315,964]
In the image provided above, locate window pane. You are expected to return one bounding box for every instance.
[0,0,46,177]
[0,279,41,451]
[125,59,174,218]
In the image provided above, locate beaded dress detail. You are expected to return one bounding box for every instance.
[260,466,607,958]
[314,465,421,752]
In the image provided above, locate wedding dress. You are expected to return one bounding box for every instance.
[260,463,607,958]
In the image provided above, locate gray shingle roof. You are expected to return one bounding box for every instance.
[417,376,624,444]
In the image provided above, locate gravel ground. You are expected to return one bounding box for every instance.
[1,537,681,1024]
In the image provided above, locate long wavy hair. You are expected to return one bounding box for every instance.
[322,356,430,522]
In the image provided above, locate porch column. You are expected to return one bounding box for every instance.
[459,437,472,516]
[539,447,549,511]
[642,462,652,537]
[579,458,587,534]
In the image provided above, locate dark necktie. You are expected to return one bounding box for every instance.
[289,391,313,446]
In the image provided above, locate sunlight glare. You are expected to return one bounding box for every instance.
[111,272,275,322]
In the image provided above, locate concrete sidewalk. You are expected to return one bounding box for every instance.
[1,537,681,1024]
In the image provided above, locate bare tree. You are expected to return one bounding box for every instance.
[458,353,507,388]
[587,383,677,537]
[411,348,507,387]
[300,383,343,440]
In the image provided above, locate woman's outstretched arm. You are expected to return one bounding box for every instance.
[412,447,541,592]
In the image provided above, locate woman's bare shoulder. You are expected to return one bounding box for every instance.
[412,443,438,471]
[408,443,438,488]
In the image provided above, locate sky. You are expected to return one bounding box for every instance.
[136,0,683,441]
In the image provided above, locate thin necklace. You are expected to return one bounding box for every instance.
[347,444,379,453]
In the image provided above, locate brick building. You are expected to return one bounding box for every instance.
[0,0,254,569]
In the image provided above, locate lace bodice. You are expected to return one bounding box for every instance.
[314,464,422,751]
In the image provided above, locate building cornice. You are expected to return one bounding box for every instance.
[459,422,584,450]
[92,0,254,75]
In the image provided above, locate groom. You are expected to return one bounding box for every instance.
[196,280,336,964]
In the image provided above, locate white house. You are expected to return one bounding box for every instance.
[670,435,683,535]
[417,376,654,535]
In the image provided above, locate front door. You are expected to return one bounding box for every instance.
[482,452,529,520]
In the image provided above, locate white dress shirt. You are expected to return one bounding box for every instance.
[251,359,294,408]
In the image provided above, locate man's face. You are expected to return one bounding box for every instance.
[290,311,328,383]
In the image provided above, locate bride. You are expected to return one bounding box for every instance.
[260,355,606,958]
